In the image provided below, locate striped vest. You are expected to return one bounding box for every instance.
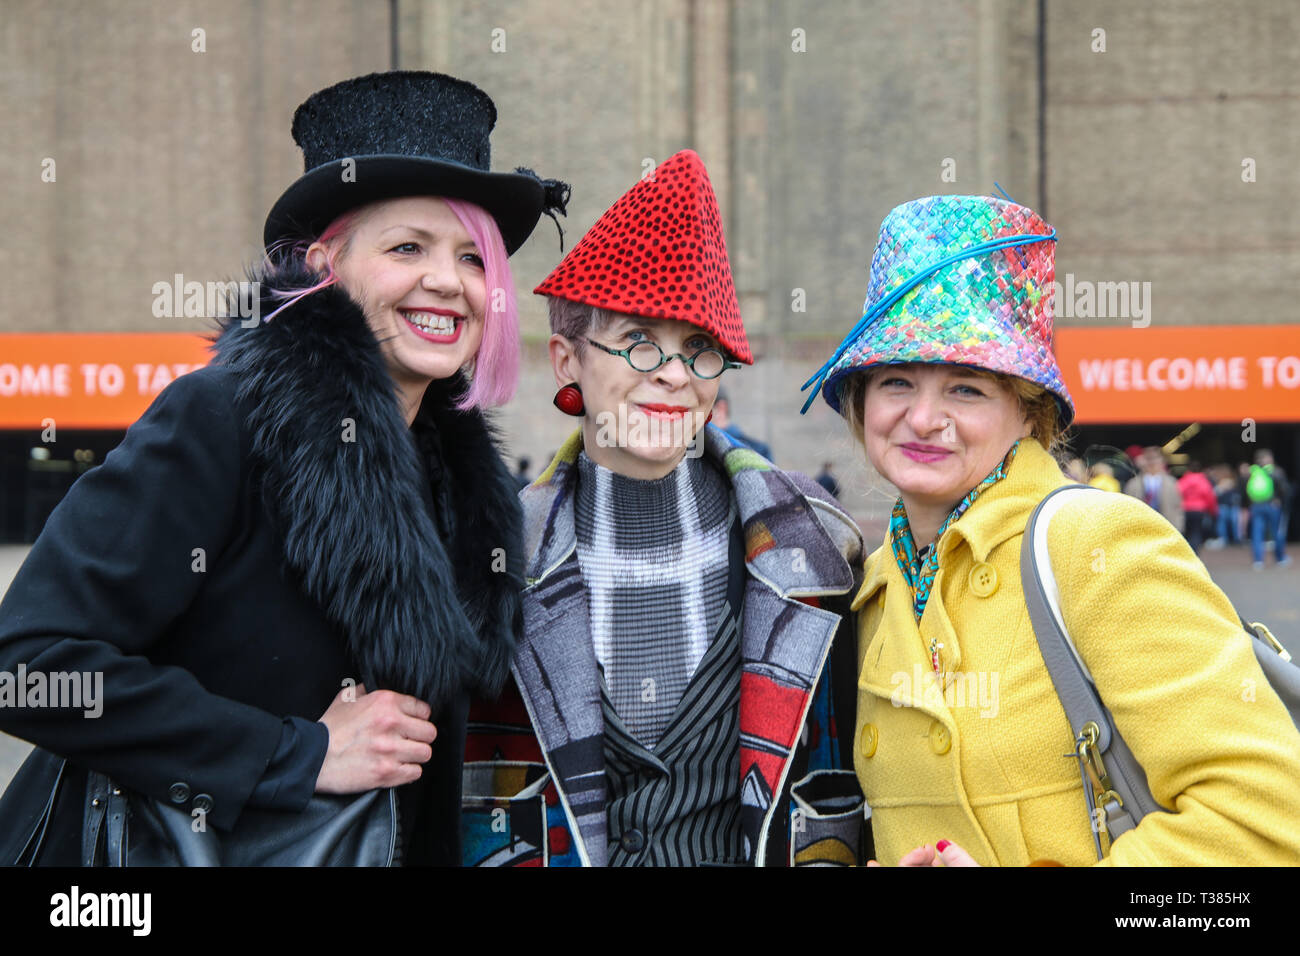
[602,604,745,865]
[601,520,747,867]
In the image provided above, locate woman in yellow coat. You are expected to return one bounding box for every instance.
[802,193,1300,866]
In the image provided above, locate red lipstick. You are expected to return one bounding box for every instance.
[900,443,951,463]
[639,403,689,418]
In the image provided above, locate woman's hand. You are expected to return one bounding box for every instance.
[866,839,982,867]
[314,684,438,793]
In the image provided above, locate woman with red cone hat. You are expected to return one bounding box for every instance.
[461,150,868,867]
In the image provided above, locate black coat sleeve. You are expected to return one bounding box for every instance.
[0,367,285,830]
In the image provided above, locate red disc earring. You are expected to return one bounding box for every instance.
[553,383,585,416]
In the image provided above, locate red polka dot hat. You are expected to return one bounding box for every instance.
[534,150,752,364]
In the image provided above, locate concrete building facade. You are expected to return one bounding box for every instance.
[3,0,1298,542]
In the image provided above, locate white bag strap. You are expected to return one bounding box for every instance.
[1024,485,1100,684]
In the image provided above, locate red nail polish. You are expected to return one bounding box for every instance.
[936,839,952,852]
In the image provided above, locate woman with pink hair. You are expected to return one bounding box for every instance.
[0,71,567,866]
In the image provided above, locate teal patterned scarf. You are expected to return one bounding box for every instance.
[889,440,1021,622]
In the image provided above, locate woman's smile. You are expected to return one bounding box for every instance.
[637,402,689,419]
[308,197,488,407]
[899,442,952,463]
[860,363,1031,543]
[549,312,724,480]
[399,307,465,343]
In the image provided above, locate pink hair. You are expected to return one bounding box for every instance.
[261,198,520,411]
[442,197,519,410]
[260,214,357,320]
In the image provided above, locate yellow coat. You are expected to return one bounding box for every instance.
[851,438,1300,866]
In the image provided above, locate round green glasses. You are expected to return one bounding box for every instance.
[585,338,741,380]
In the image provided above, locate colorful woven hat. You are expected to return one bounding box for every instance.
[802,194,1074,426]
[534,149,752,363]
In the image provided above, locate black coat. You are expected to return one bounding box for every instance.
[0,264,523,865]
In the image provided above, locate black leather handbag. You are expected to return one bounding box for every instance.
[78,768,399,866]
[13,757,399,867]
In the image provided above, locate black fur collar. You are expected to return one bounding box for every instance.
[211,261,521,708]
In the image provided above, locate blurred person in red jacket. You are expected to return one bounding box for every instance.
[1177,460,1219,555]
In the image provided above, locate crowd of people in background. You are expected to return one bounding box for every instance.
[1066,445,1292,569]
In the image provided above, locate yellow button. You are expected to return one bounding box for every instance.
[929,721,951,755]
[859,723,879,759]
[968,562,998,597]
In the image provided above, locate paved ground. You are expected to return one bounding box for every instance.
[1192,543,1300,649]
[0,537,1297,795]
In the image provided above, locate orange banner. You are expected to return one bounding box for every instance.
[0,334,212,428]
[2,327,1297,429]
[1054,325,1300,424]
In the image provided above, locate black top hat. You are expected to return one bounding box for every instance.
[263,71,568,255]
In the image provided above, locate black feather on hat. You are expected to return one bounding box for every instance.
[263,71,569,255]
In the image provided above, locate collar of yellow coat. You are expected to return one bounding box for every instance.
[851,438,1069,611]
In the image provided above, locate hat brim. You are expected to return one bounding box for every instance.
[820,318,1075,428]
[263,155,545,255]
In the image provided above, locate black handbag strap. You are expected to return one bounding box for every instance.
[82,770,130,866]
[15,756,66,866]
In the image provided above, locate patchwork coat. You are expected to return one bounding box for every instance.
[462,427,868,866]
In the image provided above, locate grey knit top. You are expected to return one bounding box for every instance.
[573,451,734,747]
